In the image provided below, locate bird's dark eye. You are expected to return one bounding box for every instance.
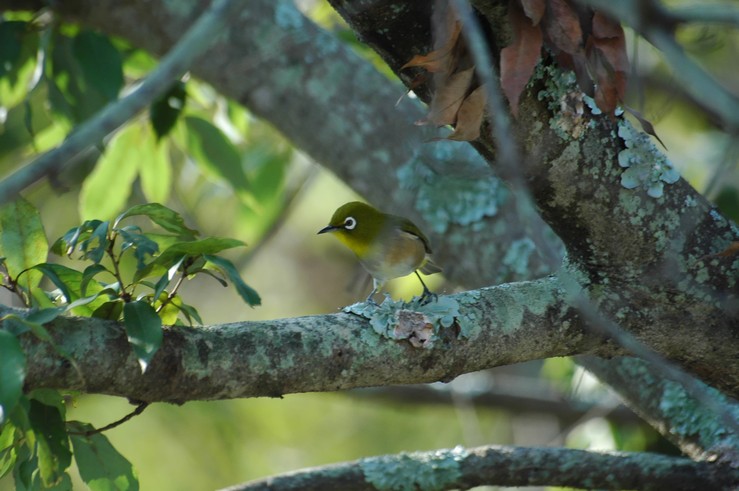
[344,216,357,230]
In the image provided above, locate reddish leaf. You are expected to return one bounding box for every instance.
[447,85,487,141]
[543,0,583,55]
[422,67,475,126]
[520,0,546,25]
[501,0,543,116]
[402,21,461,74]
[592,11,622,39]
[586,12,628,115]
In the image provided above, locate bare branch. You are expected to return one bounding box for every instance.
[221,444,738,491]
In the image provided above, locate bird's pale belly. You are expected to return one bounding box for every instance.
[360,232,426,282]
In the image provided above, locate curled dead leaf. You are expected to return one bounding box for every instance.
[501,0,543,117]
[520,0,546,25]
[446,84,487,141]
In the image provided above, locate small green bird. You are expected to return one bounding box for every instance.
[318,201,442,302]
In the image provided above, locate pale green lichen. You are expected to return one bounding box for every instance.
[617,121,680,198]
[533,64,595,141]
[274,0,304,29]
[502,238,537,277]
[360,446,468,491]
[658,381,739,447]
[397,146,501,234]
[344,295,465,348]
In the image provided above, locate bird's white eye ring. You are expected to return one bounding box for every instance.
[344,216,357,230]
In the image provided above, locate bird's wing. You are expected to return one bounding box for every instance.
[395,216,433,254]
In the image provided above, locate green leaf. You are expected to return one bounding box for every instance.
[81,220,110,264]
[0,197,47,292]
[72,30,123,102]
[134,237,245,281]
[53,220,105,257]
[79,124,142,220]
[29,263,77,303]
[0,330,26,425]
[0,21,25,79]
[0,420,17,478]
[0,20,39,110]
[204,255,261,307]
[116,226,159,270]
[149,80,186,140]
[115,203,198,239]
[91,300,124,321]
[28,399,71,487]
[183,116,250,196]
[138,132,172,204]
[176,303,203,325]
[80,264,111,296]
[123,301,163,373]
[69,421,139,491]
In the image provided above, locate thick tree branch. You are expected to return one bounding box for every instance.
[222,444,738,491]
[13,278,606,403]
[579,356,739,460]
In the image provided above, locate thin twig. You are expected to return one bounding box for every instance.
[68,401,149,437]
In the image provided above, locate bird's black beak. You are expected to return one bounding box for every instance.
[317,225,338,235]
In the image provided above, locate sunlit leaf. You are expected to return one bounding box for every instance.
[0,420,17,477]
[79,124,142,220]
[69,422,139,491]
[138,132,172,204]
[123,300,163,373]
[204,255,260,307]
[0,20,39,110]
[0,197,47,292]
[0,331,26,425]
[28,399,71,487]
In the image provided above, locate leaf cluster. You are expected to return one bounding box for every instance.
[0,199,260,489]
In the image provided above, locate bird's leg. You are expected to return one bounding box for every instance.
[365,278,382,305]
[415,271,437,304]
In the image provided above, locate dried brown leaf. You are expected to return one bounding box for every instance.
[521,0,546,25]
[592,11,622,39]
[447,85,487,141]
[402,21,462,74]
[586,14,628,115]
[501,0,543,117]
[543,0,583,55]
[424,67,476,126]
